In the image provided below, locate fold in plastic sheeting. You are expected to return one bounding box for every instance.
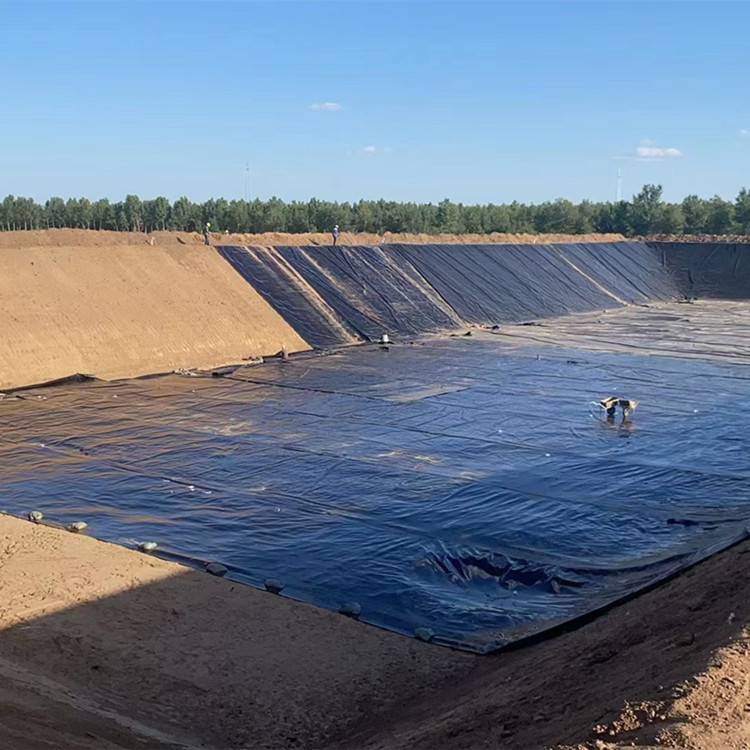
[2,317,749,653]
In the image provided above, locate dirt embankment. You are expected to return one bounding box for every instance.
[1,514,750,750]
[0,243,308,391]
[0,228,626,248]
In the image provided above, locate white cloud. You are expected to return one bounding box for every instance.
[740,128,750,137]
[361,145,392,155]
[309,102,342,112]
[635,144,683,160]
[613,141,683,161]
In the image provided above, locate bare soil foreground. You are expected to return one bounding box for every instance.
[0,228,626,248]
[1,512,749,750]
[0,515,469,750]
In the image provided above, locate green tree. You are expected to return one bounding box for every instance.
[681,195,708,234]
[461,204,484,233]
[12,196,40,229]
[262,197,287,232]
[350,201,372,233]
[734,188,750,234]
[113,201,128,231]
[436,199,460,233]
[630,184,663,235]
[92,199,115,230]
[310,199,339,233]
[594,201,632,234]
[246,199,265,232]
[534,199,578,233]
[144,196,170,231]
[170,196,200,231]
[123,194,143,231]
[507,201,534,233]
[653,203,684,234]
[45,196,66,228]
[574,200,595,233]
[63,197,93,228]
[381,201,409,232]
[2,190,747,238]
[283,202,307,232]
[78,197,93,229]
[0,195,14,230]
[226,200,250,232]
[705,195,735,234]
[65,198,81,227]
[484,204,512,232]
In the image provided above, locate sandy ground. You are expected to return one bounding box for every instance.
[0,243,308,391]
[0,228,625,249]
[0,515,471,750]
[2,513,750,750]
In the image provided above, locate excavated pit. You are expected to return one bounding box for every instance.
[1,240,748,654]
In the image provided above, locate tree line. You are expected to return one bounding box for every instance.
[1,185,749,236]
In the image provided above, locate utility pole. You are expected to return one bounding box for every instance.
[616,166,623,202]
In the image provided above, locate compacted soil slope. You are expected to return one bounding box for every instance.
[0,243,308,390]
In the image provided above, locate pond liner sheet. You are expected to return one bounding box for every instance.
[217,242,679,348]
[1,322,749,654]
[273,244,464,340]
[216,245,351,349]
[387,242,676,324]
[651,242,750,300]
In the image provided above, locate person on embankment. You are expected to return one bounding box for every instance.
[332,224,340,246]
[203,222,211,246]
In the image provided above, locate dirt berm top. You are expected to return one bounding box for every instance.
[0,228,625,248]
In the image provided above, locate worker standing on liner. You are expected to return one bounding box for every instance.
[332,224,340,246]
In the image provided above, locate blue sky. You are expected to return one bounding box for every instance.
[2,0,749,204]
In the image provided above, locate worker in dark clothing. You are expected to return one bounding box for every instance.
[332,224,340,246]
[203,222,211,246]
